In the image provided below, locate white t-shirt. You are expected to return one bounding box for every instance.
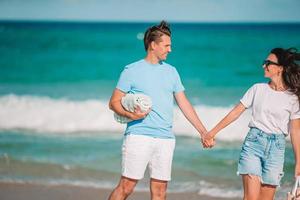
[240,83,300,135]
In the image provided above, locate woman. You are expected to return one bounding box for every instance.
[203,48,300,200]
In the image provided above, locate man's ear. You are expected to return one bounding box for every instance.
[149,41,156,50]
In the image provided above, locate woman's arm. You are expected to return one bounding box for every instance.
[204,102,246,140]
[290,118,300,177]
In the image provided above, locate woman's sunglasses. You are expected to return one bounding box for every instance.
[262,60,280,67]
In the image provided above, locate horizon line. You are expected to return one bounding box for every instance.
[1,19,300,25]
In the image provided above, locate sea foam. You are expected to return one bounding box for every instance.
[0,94,252,141]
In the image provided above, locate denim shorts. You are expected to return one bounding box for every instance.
[237,127,286,186]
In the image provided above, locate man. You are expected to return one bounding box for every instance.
[108,21,209,200]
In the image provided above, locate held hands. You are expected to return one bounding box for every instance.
[201,132,216,148]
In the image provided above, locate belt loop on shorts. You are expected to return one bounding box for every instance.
[251,127,284,140]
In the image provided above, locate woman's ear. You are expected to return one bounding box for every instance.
[279,66,284,73]
[278,66,284,76]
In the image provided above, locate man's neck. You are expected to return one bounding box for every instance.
[144,53,160,64]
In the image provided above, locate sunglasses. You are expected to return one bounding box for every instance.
[262,60,280,67]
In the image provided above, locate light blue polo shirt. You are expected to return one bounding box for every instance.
[116,59,185,139]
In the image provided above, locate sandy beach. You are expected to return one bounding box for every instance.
[0,182,240,200]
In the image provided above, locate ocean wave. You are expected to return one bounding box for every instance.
[0,179,115,190]
[197,180,242,198]
[0,94,252,141]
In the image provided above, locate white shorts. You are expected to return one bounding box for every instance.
[122,134,175,181]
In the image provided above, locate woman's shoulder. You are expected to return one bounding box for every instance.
[247,82,268,91]
[252,82,268,88]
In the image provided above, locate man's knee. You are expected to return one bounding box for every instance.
[151,179,167,199]
[115,185,133,196]
[116,177,137,196]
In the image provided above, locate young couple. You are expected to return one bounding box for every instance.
[108,21,300,200]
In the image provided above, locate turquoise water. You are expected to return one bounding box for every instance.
[1,22,299,104]
[0,131,296,198]
[0,21,300,199]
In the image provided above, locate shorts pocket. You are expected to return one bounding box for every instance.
[275,139,285,150]
[245,131,258,142]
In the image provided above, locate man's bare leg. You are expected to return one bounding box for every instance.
[108,176,138,200]
[150,178,168,200]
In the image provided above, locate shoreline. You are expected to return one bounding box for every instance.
[0,182,240,200]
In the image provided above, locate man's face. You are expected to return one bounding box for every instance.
[152,34,172,61]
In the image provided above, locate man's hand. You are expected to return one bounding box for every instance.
[109,89,151,121]
[201,132,216,148]
[128,106,151,120]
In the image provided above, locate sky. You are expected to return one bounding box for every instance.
[0,0,300,23]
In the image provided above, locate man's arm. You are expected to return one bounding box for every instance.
[290,119,300,177]
[109,89,149,121]
[174,91,207,137]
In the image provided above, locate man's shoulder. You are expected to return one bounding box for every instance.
[161,61,175,68]
[124,59,144,70]
[159,62,178,74]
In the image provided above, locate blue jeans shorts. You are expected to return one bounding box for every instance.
[237,127,286,186]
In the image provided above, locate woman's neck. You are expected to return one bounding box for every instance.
[269,77,287,91]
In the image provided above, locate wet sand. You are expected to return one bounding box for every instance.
[0,182,240,200]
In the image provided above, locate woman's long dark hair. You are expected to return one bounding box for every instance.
[271,48,300,104]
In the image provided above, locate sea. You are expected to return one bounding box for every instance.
[0,21,300,199]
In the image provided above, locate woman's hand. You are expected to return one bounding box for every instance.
[202,132,216,148]
[290,119,300,178]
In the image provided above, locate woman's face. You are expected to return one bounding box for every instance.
[263,53,283,79]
